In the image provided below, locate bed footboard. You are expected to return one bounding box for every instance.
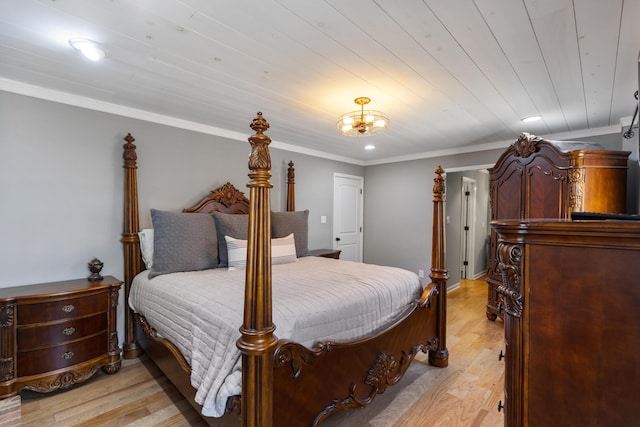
[272,284,441,426]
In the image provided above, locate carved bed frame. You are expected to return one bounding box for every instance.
[120,113,449,426]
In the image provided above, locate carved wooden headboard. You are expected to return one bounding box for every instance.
[182,182,249,214]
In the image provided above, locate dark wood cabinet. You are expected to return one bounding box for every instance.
[486,133,629,321]
[492,219,640,426]
[0,276,122,398]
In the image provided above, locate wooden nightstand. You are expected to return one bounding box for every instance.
[308,249,341,259]
[0,276,122,398]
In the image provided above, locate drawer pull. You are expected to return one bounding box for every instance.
[61,351,75,360]
[61,304,75,313]
[498,400,504,412]
[63,327,76,336]
[499,350,504,361]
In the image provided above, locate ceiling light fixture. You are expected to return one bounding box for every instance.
[69,38,107,61]
[337,97,389,137]
[521,115,541,123]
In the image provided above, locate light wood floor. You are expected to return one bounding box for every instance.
[19,276,505,427]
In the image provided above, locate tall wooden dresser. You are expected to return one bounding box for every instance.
[486,133,629,321]
[492,219,640,426]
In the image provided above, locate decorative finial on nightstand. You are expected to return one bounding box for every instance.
[88,258,104,281]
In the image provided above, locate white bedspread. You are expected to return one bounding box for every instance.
[129,256,421,417]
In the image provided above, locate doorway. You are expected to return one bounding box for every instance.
[333,173,363,262]
[460,177,477,280]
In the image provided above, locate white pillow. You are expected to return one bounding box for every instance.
[138,228,154,270]
[225,233,298,270]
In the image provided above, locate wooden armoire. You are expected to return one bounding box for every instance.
[486,133,630,321]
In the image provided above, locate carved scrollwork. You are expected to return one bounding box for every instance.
[210,182,248,207]
[433,165,445,202]
[314,341,335,353]
[419,283,439,308]
[513,133,542,158]
[0,358,14,382]
[226,395,242,415]
[109,331,120,353]
[122,133,137,168]
[134,313,159,338]
[274,341,333,379]
[0,303,14,326]
[23,366,100,393]
[496,242,523,318]
[109,287,120,308]
[287,161,295,184]
[425,337,439,352]
[248,112,272,171]
[366,353,397,394]
[101,361,121,375]
[568,168,585,211]
[313,347,425,426]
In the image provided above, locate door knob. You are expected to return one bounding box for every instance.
[336,237,341,241]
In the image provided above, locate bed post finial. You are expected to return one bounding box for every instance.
[287,161,295,211]
[247,112,272,171]
[238,112,277,427]
[429,165,449,367]
[121,133,143,359]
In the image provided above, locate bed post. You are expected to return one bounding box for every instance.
[121,133,143,359]
[286,161,295,211]
[428,165,449,367]
[237,112,278,427]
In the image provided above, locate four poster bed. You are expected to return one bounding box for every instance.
[120,113,449,426]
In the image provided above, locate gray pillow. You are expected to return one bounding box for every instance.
[272,210,309,257]
[213,212,249,268]
[148,209,218,279]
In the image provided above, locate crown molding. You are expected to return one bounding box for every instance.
[0,77,624,168]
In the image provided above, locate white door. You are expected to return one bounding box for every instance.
[333,174,363,262]
[460,177,477,279]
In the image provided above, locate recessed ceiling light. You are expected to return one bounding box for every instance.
[521,115,542,123]
[69,38,107,61]
[364,144,375,150]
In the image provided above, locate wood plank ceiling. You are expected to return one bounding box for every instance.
[0,0,638,163]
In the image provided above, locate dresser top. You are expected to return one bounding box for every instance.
[492,219,640,249]
[0,276,122,301]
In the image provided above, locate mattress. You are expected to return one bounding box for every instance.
[129,256,422,417]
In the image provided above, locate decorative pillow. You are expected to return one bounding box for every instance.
[271,233,298,265]
[138,228,154,270]
[148,209,218,279]
[271,210,309,257]
[225,233,297,270]
[213,212,249,268]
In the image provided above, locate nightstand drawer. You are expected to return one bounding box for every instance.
[17,333,108,377]
[17,313,107,350]
[17,292,108,324]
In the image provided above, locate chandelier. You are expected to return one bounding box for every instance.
[336,97,389,137]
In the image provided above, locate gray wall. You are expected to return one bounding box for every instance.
[0,90,362,342]
[363,148,503,288]
[0,90,362,288]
